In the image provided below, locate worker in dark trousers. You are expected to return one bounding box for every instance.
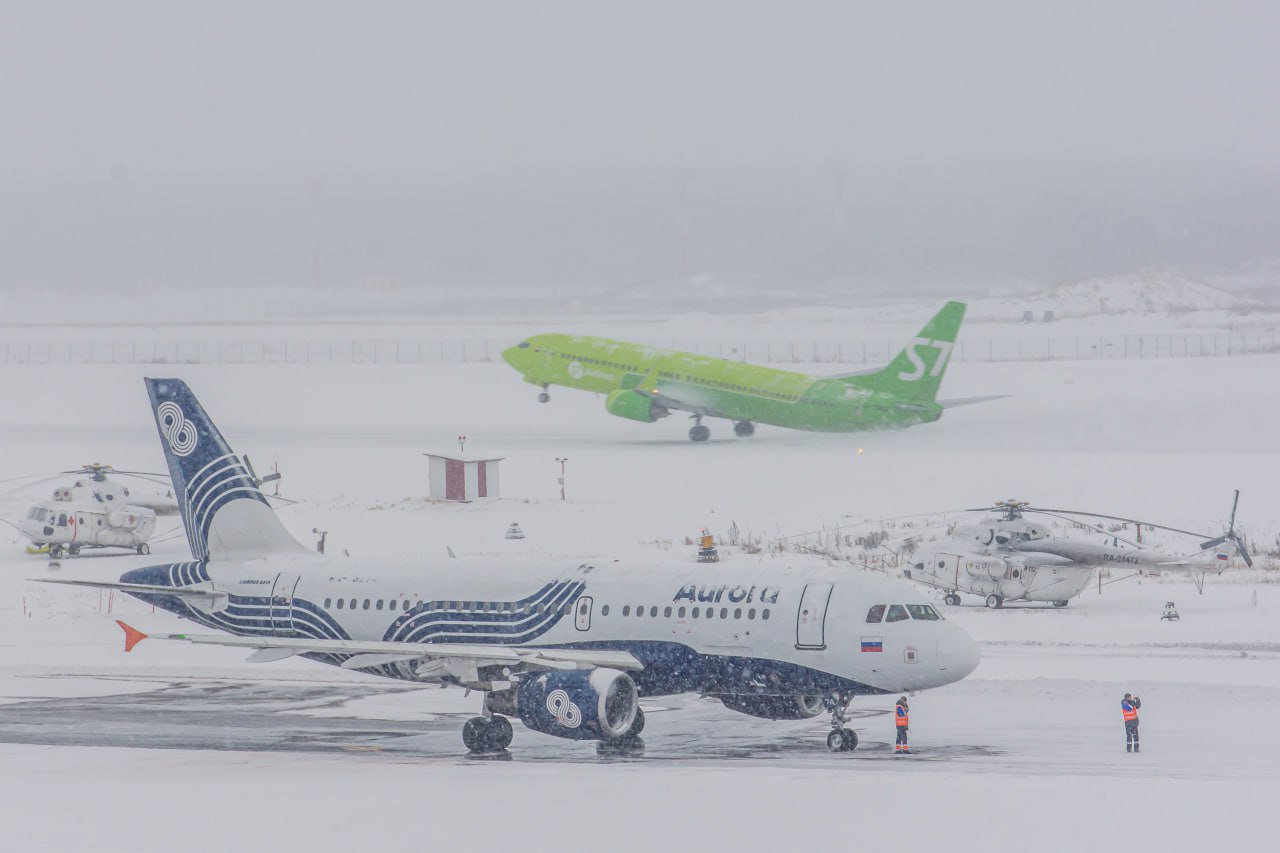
[894,696,910,754]
[1122,693,1141,752]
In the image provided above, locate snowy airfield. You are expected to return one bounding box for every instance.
[0,322,1278,851]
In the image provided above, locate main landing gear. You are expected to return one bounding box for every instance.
[985,594,1004,609]
[463,714,514,753]
[1052,600,1069,608]
[537,384,550,404]
[824,693,859,753]
[733,420,755,437]
[944,593,961,606]
[689,416,710,443]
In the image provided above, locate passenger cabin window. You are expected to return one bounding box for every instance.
[601,605,610,616]
[906,604,941,621]
[885,604,909,623]
[866,604,886,623]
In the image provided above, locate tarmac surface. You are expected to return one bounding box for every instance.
[0,673,996,765]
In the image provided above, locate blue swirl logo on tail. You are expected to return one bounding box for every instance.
[157,401,198,457]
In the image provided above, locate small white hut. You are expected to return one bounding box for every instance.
[424,453,504,502]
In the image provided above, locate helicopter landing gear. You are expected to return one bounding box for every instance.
[48,545,64,560]
[689,416,711,443]
[944,593,961,606]
[823,693,859,752]
[985,594,1004,609]
[462,714,514,753]
[537,384,550,404]
[733,420,755,437]
[137,543,150,556]
[67,544,81,557]
[1052,600,1069,608]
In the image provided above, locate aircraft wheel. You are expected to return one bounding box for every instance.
[537,391,550,403]
[137,543,150,556]
[985,594,1003,609]
[842,728,858,751]
[49,545,63,559]
[68,544,81,557]
[1052,600,1069,608]
[944,593,960,606]
[689,424,711,442]
[486,715,514,750]
[826,728,856,752]
[733,420,755,437]
[462,716,493,753]
[597,736,644,756]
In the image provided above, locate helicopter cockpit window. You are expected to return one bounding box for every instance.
[865,604,886,623]
[57,513,68,527]
[884,604,909,623]
[906,604,941,621]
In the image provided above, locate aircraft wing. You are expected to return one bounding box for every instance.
[938,395,1011,409]
[113,621,644,674]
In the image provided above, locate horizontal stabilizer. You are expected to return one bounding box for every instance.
[939,394,1012,409]
[37,578,225,600]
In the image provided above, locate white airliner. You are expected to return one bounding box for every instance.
[43,378,980,755]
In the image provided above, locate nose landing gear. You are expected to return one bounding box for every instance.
[824,693,859,752]
[537,384,551,404]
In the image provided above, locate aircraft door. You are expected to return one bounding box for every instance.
[270,573,302,635]
[795,582,834,650]
[574,596,593,631]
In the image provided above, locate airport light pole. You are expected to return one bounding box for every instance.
[555,457,568,501]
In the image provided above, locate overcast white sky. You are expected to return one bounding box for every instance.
[2,1,1278,293]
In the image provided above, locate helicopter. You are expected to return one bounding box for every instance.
[897,494,1251,608]
[9,460,284,559]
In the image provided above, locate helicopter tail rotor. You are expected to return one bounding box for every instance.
[1199,490,1252,567]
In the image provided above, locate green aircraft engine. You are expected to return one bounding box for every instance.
[605,389,668,423]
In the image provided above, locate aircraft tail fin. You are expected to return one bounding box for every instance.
[145,378,305,561]
[842,301,966,401]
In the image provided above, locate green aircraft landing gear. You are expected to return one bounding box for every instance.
[689,417,710,443]
[537,384,550,403]
[733,420,755,437]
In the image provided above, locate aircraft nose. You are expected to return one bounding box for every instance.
[937,623,980,681]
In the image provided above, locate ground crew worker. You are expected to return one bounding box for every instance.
[1122,693,1141,752]
[895,696,910,754]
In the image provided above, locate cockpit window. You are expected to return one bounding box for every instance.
[906,604,941,621]
[57,513,68,526]
[865,604,885,623]
[517,341,531,348]
[885,604,909,622]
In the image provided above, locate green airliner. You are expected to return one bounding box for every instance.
[501,301,1003,441]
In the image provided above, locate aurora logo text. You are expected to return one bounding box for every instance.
[898,338,954,382]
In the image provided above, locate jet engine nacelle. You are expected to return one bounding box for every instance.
[605,389,668,423]
[718,694,825,720]
[491,669,640,741]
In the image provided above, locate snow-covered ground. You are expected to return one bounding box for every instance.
[0,332,1277,851]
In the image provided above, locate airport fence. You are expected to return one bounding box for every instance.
[1,332,1277,366]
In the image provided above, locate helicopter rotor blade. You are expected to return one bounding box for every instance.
[1235,537,1253,568]
[1199,534,1229,551]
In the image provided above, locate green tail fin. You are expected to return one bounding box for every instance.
[845,301,966,401]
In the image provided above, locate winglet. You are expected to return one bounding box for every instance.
[116,620,148,653]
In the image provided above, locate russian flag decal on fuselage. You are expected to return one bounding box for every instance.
[861,637,883,653]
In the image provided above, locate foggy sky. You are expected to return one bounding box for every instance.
[3,1,1279,294]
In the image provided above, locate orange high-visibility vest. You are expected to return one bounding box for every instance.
[896,705,909,727]
[1122,704,1138,722]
